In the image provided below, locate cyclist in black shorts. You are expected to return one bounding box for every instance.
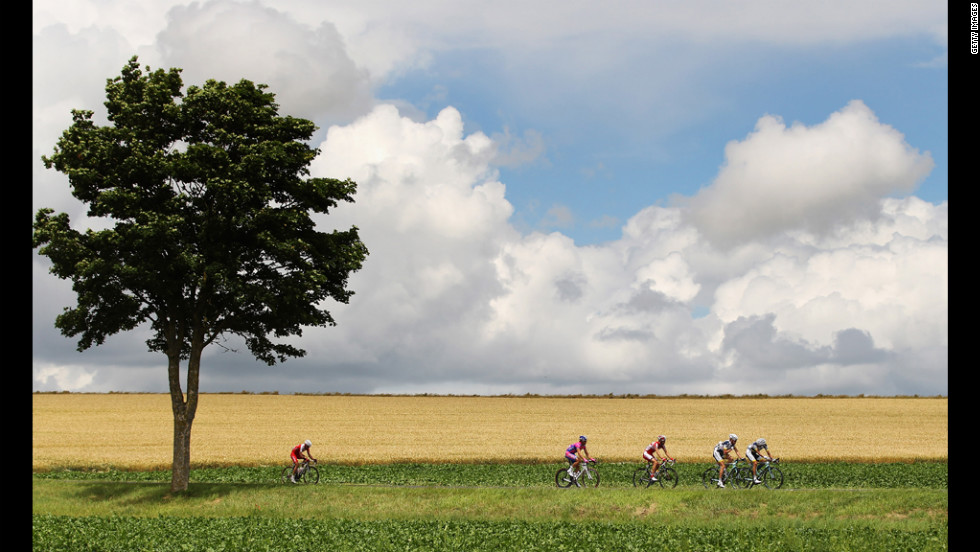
[745,438,775,484]
[712,434,742,488]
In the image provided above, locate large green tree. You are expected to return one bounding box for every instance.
[33,57,368,492]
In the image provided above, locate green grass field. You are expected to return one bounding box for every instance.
[33,460,948,488]
[33,462,947,551]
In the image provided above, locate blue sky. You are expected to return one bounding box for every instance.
[33,0,947,396]
[384,34,947,244]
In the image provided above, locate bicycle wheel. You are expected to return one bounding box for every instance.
[301,465,320,484]
[762,466,783,489]
[576,468,600,488]
[730,468,752,489]
[701,467,719,489]
[659,466,679,488]
[633,467,653,488]
[281,467,293,484]
[556,468,575,488]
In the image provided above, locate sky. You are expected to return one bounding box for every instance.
[32,0,948,396]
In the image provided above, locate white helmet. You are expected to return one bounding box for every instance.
[304,440,312,448]
[729,434,738,442]
[757,438,766,447]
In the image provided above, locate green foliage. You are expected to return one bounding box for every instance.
[33,462,948,551]
[34,460,948,489]
[34,55,368,364]
[32,515,948,552]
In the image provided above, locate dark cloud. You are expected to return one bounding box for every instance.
[831,328,890,365]
[722,314,829,371]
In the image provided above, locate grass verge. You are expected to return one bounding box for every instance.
[32,462,948,551]
[32,481,948,552]
[33,460,949,489]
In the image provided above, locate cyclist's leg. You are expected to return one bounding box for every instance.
[716,451,730,486]
[746,449,760,481]
[565,454,578,477]
[642,452,655,478]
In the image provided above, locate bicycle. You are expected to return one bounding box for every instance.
[556,458,601,488]
[743,458,783,489]
[701,458,746,489]
[281,458,319,484]
[633,458,678,488]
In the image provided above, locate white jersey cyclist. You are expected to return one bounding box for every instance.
[711,434,741,488]
[745,438,771,462]
[746,438,775,483]
[712,435,739,462]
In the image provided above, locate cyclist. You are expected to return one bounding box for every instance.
[563,435,593,481]
[746,438,775,484]
[712,434,741,488]
[642,435,674,481]
[290,439,317,483]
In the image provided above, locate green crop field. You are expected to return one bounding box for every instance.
[33,463,947,551]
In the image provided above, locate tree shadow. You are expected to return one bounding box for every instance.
[67,481,268,507]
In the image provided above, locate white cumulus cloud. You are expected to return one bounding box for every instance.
[156,0,373,125]
[31,1,946,396]
[686,100,935,249]
[264,101,945,396]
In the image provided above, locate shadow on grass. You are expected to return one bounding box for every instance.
[67,481,270,507]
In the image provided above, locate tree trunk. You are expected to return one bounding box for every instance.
[170,404,193,492]
[167,328,204,493]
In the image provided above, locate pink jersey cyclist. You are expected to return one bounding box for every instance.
[563,435,592,477]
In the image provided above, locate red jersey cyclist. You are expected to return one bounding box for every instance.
[563,435,593,482]
[290,439,317,483]
[642,435,674,481]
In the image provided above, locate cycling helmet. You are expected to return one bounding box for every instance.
[304,440,312,448]
[579,435,588,442]
[757,438,766,447]
[729,434,738,442]
[658,435,666,443]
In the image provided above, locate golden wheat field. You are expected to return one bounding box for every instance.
[32,394,947,471]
